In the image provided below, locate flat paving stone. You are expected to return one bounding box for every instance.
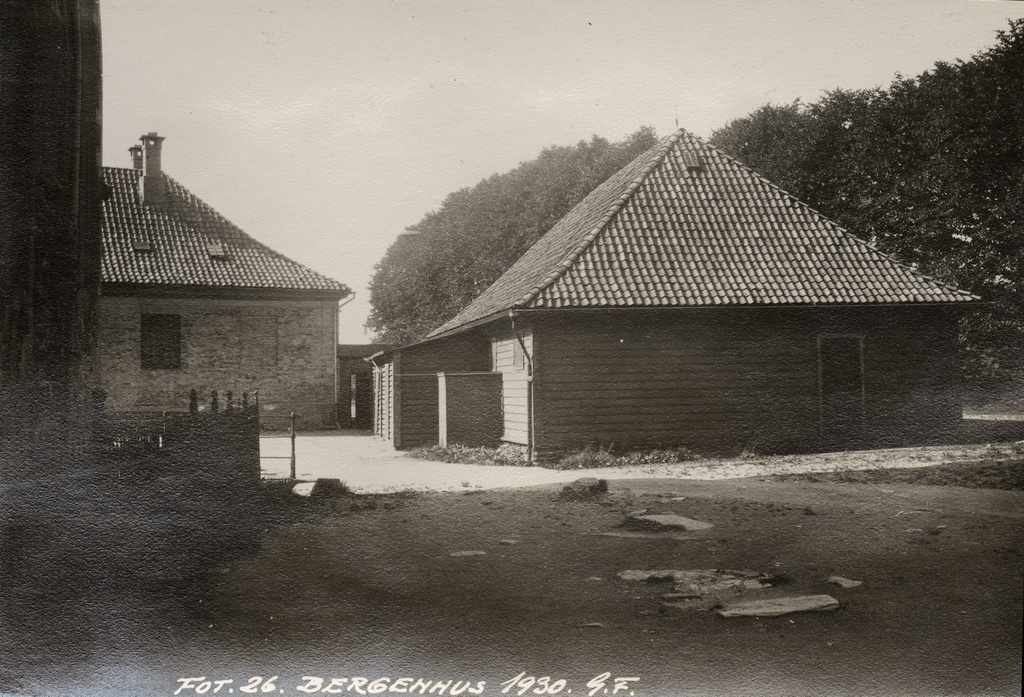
[623,514,714,531]
[594,531,698,540]
[717,594,840,617]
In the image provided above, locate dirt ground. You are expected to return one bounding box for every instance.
[10,472,1020,697]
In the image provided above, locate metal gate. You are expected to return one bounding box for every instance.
[259,411,297,479]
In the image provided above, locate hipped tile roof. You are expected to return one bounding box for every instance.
[101,167,350,296]
[430,128,976,337]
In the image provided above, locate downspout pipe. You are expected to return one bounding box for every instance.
[509,309,535,465]
[333,291,355,429]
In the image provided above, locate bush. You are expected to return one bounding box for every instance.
[411,442,703,469]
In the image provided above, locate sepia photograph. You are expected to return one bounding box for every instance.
[2,1,1023,695]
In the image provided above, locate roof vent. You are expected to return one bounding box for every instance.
[131,239,153,252]
[682,151,704,171]
[206,242,226,259]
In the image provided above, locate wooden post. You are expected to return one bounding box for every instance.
[189,389,199,415]
[289,411,296,480]
[211,390,219,413]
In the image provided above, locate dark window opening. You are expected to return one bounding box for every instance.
[141,314,181,370]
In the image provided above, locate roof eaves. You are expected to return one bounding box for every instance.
[514,131,683,310]
[394,309,509,352]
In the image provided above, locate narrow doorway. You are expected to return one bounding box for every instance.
[818,335,864,447]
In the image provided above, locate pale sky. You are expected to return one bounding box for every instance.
[99,0,1024,342]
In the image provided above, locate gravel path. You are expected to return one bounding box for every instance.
[260,431,1014,493]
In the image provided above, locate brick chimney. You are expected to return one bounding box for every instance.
[128,144,142,170]
[137,132,166,206]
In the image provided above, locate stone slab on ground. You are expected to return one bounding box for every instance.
[593,531,698,540]
[620,568,772,602]
[619,569,765,585]
[827,575,863,588]
[559,477,608,500]
[623,514,713,531]
[717,594,840,617]
[310,478,351,499]
[292,482,315,497]
[618,569,682,582]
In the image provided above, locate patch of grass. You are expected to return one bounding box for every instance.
[553,444,702,470]
[410,443,529,467]
[554,444,619,470]
[773,459,1024,490]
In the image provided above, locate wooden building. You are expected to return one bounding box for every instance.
[372,128,978,459]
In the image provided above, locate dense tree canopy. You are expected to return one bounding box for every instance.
[367,128,659,345]
[369,21,1023,390]
[711,20,1024,389]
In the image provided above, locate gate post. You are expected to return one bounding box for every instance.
[289,411,296,480]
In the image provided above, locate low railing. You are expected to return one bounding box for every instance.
[259,411,297,480]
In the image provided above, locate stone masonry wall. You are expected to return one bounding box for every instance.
[96,295,338,429]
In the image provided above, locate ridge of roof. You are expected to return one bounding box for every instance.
[426,134,675,337]
[101,166,350,295]
[513,131,682,309]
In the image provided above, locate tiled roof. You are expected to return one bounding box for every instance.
[101,167,350,295]
[430,128,977,337]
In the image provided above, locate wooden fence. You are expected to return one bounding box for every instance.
[79,388,265,580]
[90,389,260,483]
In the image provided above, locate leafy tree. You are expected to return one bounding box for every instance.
[711,20,1024,389]
[368,128,659,344]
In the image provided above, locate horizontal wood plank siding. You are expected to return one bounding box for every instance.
[490,329,532,445]
[532,307,961,457]
[397,374,438,448]
[388,332,492,449]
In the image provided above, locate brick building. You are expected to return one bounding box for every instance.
[97,134,351,428]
